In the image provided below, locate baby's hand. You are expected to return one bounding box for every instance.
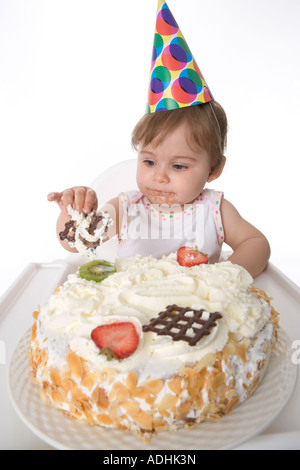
[47,187,98,217]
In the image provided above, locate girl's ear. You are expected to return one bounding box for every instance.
[207,156,226,182]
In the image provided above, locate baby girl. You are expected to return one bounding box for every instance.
[48,101,270,278]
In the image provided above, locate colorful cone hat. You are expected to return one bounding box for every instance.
[147,0,213,113]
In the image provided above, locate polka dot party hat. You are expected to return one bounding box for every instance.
[147,0,213,113]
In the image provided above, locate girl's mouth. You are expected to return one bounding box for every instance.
[147,189,172,196]
[146,189,178,206]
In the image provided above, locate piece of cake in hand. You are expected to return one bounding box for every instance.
[30,252,279,441]
[59,205,113,258]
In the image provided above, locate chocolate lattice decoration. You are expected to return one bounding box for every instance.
[142,304,222,346]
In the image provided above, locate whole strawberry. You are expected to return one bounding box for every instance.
[177,246,208,267]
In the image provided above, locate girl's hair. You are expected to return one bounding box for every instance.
[131,101,228,172]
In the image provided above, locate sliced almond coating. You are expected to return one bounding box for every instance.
[51,388,66,406]
[32,309,40,320]
[258,359,266,371]
[50,368,62,388]
[126,371,138,391]
[208,412,222,420]
[74,398,89,414]
[226,333,247,362]
[92,386,109,409]
[131,387,151,400]
[39,388,50,403]
[31,323,37,341]
[72,408,83,419]
[226,394,239,414]
[96,414,113,426]
[71,385,88,402]
[99,388,110,409]
[102,367,118,378]
[174,400,192,420]
[39,350,48,368]
[246,373,260,397]
[120,400,140,417]
[61,378,74,394]
[82,402,94,424]
[63,407,75,420]
[226,389,238,400]
[225,341,236,355]
[212,371,225,390]
[42,381,51,393]
[146,396,156,405]
[67,351,83,379]
[185,367,198,377]
[194,353,217,372]
[152,417,168,430]
[142,378,164,395]
[82,373,96,391]
[109,382,131,402]
[159,394,178,411]
[134,411,153,430]
[167,377,182,395]
[108,402,120,423]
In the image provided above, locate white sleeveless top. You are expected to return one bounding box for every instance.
[117,189,224,263]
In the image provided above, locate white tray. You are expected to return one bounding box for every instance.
[1,253,300,450]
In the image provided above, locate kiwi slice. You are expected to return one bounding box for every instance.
[79,260,116,282]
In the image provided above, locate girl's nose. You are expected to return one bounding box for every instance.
[153,166,170,183]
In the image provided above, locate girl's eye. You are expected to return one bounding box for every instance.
[173,164,187,170]
[144,159,155,167]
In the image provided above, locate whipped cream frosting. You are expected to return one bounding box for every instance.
[36,254,271,379]
[67,205,113,257]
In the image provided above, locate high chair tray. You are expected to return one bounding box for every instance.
[0,252,299,450]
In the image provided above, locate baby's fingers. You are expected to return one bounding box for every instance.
[74,187,86,213]
[47,189,74,216]
[47,187,97,216]
[73,187,98,214]
[61,189,75,215]
[47,192,66,213]
[47,192,62,203]
[83,189,98,214]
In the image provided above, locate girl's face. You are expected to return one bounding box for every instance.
[136,122,223,207]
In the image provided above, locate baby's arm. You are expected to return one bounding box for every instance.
[221,198,271,278]
[47,187,120,253]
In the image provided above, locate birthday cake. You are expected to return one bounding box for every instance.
[30,253,279,441]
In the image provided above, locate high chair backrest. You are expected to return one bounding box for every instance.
[90,158,138,204]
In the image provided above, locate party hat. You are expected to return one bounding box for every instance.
[147,0,213,113]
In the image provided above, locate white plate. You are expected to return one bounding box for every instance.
[8,328,297,450]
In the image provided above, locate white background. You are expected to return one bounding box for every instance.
[0,0,299,300]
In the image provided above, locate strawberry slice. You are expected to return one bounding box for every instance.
[177,246,208,267]
[91,322,139,359]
